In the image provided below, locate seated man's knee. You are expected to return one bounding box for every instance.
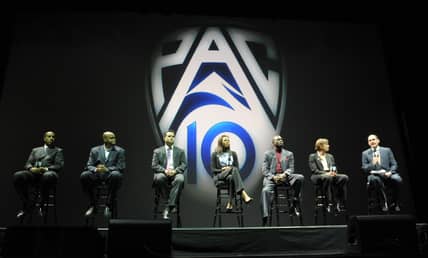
[391,174,403,184]
[174,174,185,184]
[110,171,123,180]
[80,171,92,182]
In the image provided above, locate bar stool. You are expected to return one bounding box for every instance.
[269,184,303,226]
[20,185,57,225]
[86,181,117,226]
[213,181,244,227]
[313,183,328,225]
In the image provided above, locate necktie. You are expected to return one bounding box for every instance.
[166,148,173,169]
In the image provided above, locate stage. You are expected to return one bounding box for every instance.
[0,221,427,257]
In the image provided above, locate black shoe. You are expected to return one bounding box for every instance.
[163,208,170,220]
[292,200,301,216]
[289,206,300,216]
[391,203,401,212]
[334,203,342,214]
[16,210,26,220]
[85,206,95,217]
[262,217,267,227]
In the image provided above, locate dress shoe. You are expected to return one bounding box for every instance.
[170,207,178,214]
[289,206,300,216]
[262,217,268,227]
[391,203,401,212]
[334,203,342,214]
[162,208,170,219]
[85,206,95,217]
[16,210,26,220]
[381,202,389,212]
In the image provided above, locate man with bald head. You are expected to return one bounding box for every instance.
[80,131,125,218]
[362,134,402,212]
[260,135,304,226]
[13,131,64,220]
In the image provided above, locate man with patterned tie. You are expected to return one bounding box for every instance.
[261,135,304,226]
[13,131,64,220]
[152,129,187,219]
[80,131,125,217]
[362,134,402,212]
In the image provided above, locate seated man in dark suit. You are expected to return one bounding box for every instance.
[261,135,304,226]
[152,129,186,219]
[362,134,402,212]
[80,131,125,218]
[13,131,64,219]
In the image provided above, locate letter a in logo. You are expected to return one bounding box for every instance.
[148,26,286,202]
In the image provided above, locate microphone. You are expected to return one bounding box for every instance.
[372,148,379,158]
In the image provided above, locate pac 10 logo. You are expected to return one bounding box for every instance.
[148,26,286,199]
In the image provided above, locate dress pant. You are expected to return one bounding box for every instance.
[260,173,304,218]
[311,173,348,204]
[80,170,123,207]
[13,170,58,211]
[367,173,402,204]
[213,167,246,204]
[153,173,184,208]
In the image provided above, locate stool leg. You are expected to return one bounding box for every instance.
[239,196,244,227]
[275,191,280,226]
[153,192,159,220]
[235,194,241,227]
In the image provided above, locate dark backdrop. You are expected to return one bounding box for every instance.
[0,9,425,227]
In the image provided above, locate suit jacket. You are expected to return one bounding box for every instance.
[361,146,398,174]
[25,146,64,172]
[309,152,336,175]
[151,145,187,174]
[210,151,240,186]
[86,145,126,173]
[262,148,295,180]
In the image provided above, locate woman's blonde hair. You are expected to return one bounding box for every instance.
[315,138,329,151]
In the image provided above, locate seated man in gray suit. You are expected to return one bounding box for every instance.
[362,134,402,212]
[13,131,64,220]
[152,129,186,219]
[261,135,304,226]
[80,131,125,217]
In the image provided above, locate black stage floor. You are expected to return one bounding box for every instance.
[0,222,426,257]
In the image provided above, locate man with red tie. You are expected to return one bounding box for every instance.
[260,135,304,226]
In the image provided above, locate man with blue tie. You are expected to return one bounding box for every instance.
[152,129,187,219]
[362,134,402,212]
[80,131,125,217]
